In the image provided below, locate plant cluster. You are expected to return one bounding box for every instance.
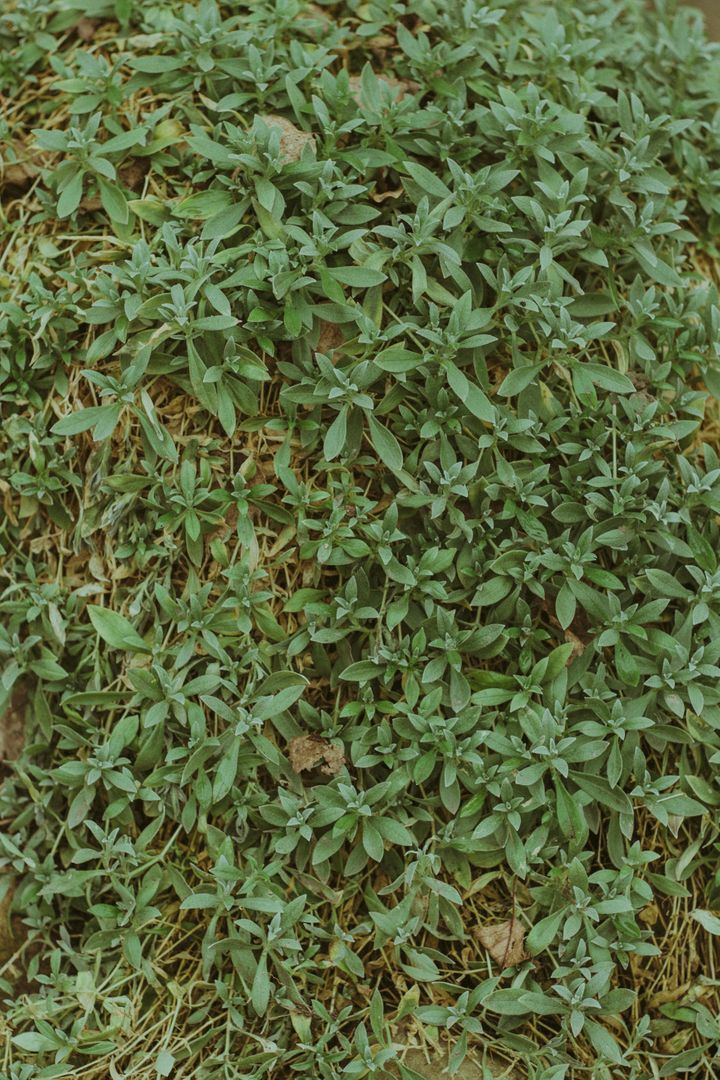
[1,0,720,1077]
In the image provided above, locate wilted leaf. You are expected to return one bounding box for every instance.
[80,159,147,211]
[476,918,526,968]
[0,142,43,191]
[0,685,26,763]
[0,881,20,963]
[75,17,97,40]
[564,628,586,659]
[289,735,344,776]
[316,321,345,358]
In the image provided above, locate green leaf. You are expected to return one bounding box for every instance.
[374,817,415,846]
[97,177,129,224]
[156,1049,176,1077]
[251,953,271,1016]
[582,364,635,394]
[328,265,387,288]
[572,773,633,815]
[555,582,576,630]
[312,830,345,865]
[650,420,700,441]
[12,1032,59,1052]
[33,128,68,151]
[584,1019,624,1064]
[403,160,452,199]
[174,189,233,220]
[542,642,575,681]
[557,781,587,846]
[212,740,239,803]
[497,362,544,396]
[645,568,690,599]
[484,989,557,1016]
[363,821,384,861]
[367,414,403,471]
[57,170,84,217]
[129,55,185,72]
[180,893,218,910]
[401,947,440,982]
[88,605,151,653]
[339,661,382,682]
[445,361,495,423]
[515,991,559,1016]
[526,909,564,955]
[52,405,119,437]
[68,785,95,829]
[128,195,170,225]
[615,639,640,687]
[323,407,347,460]
[691,909,720,935]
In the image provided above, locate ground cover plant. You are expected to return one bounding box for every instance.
[1,0,720,1076]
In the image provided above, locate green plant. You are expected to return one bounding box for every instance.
[2,1,720,1077]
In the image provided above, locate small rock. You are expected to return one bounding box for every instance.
[258,115,315,164]
[348,73,419,108]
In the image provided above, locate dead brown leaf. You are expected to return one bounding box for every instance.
[0,881,19,963]
[540,596,591,657]
[289,735,344,776]
[0,684,26,763]
[303,4,334,41]
[667,814,683,838]
[75,18,98,40]
[649,981,692,1008]
[564,628,585,659]
[316,321,345,358]
[119,159,148,191]
[476,918,526,968]
[0,142,42,192]
[371,187,403,204]
[639,901,660,926]
[321,743,344,775]
[0,161,38,188]
[80,158,148,210]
